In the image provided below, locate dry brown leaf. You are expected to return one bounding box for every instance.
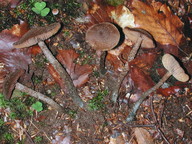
[47,64,66,91]
[131,0,184,46]
[52,49,93,87]
[130,65,155,92]
[134,127,154,144]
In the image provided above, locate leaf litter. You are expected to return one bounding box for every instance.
[0,0,192,143]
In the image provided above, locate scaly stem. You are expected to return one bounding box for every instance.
[126,72,171,122]
[38,41,84,108]
[100,51,107,75]
[128,37,143,62]
[111,37,143,103]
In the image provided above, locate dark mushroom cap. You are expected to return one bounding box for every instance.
[85,22,120,51]
[123,27,155,49]
[13,23,61,48]
[162,53,189,82]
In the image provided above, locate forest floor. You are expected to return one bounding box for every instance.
[0,0,192,144]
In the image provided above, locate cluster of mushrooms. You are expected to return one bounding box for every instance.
[85,22,189,121]
[9,22,189,121]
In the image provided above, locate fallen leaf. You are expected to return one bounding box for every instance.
[131,0,184,47]
[157,86,182,97]
[48,49,93,87]
[0,22,31,71]
[3,69,25,99]
[134,127,154,144]
[47,64,66,91]
[130,65,155,92]
[0,50,31,71]
[86,1,113,26]
[130,52,158,71]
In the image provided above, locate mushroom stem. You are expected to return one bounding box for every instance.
[100,51,107,74]
[38,41,84,108]
[15,82,64,113]
[128,37,143,62]
[110,37,143,103]
[126,71,171,122]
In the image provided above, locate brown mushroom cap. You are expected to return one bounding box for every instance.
[13,23,61,48]
[85,22,120,51]
[162,54,189,82]
[123,27,155,49]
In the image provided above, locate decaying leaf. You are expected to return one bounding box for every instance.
[134,127,154,144]
[48,49,93,87]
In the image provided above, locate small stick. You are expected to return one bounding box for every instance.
[15,82,64,113]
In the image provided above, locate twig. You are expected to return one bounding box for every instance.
[15,82,64,113]
[38,41,84,108]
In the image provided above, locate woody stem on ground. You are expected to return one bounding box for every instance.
[38,41,85,108]
[15,82,64,113]
[126,72,171,122]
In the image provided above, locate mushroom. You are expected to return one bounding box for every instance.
[85,22,120,74]
[13,23,84,108]
[126,53,189,122]
[123,27,155,62]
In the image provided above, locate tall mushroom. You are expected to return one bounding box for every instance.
[13,23,84,108]
[85,22,120,74]
[126,53,189,122]
[123,27,155,62]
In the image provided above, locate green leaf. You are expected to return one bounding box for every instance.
[32,101,43,112]
[40,8,50,17]
[34,2,46,11]
[32,7,41,14]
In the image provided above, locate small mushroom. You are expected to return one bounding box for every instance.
[13,23,61,48]
[123,27,155,62]
[126,53,189,122]
[162,54,189,82]
[85,22,120,74]
[13,23,84,108]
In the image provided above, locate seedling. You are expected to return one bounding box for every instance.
[32,2,50,17]
[34,136,43,143]
[32,101,43,112]
[88,90,108,111]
